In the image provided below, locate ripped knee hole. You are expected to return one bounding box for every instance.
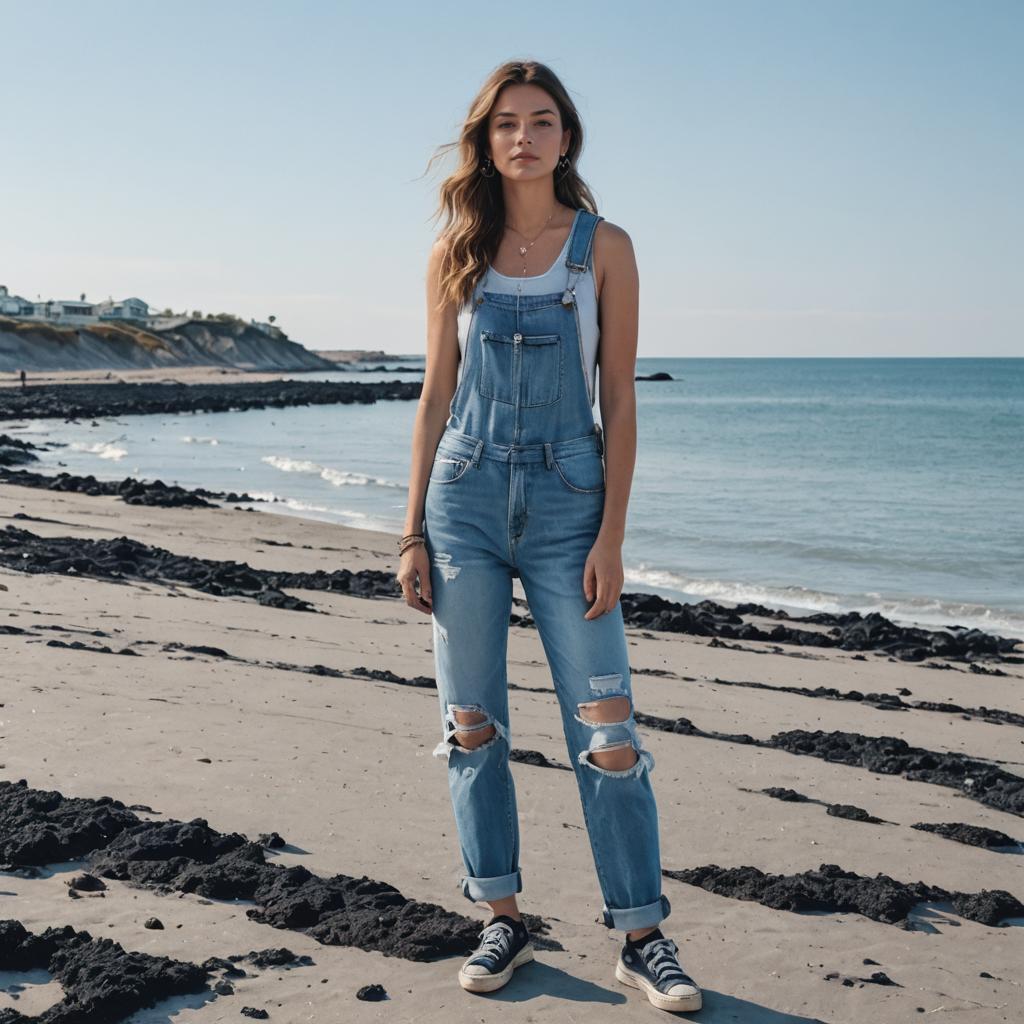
[452,708,496,749]
[584,739,640,771]
[576,694,644,772]
[577,694,632,725]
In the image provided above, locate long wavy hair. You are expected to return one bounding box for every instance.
[424,60,599,314]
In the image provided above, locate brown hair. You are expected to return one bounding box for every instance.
[423,60,599,313]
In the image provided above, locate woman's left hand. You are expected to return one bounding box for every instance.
[582,533,625,619]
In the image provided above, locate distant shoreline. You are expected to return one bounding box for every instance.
[0,376,421,421]
[0,312,416,379]
[314,348,420,364]
[0,359,417,390]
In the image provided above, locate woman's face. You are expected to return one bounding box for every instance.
[486,83,571,180]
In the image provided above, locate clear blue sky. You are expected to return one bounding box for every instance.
[2,0,1020,356]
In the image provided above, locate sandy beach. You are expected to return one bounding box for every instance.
[2,471,1022,1023]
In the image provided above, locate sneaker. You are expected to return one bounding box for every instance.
[458,914,534,993]
[615,931,703,1012]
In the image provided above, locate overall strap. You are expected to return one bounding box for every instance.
[566,209,603,271]
[562,209,604,306]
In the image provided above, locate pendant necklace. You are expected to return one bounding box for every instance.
[504,203,557,288]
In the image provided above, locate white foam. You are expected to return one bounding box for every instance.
[261,454,401,489]
[69,440,127,461]
[236,490,391,532]
[180,435,220,445]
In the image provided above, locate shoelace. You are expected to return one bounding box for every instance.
[639,937,692,985]
[475,922,514,963]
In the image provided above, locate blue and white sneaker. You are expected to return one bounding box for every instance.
[458,914,534,993]
[616,931,703,1012]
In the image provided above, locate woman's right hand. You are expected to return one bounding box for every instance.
[398,543,433,613]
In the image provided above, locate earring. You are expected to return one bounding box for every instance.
[556,153,571,177]
[479,155,495,178]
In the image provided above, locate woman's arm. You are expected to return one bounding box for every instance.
[583,221,639,619]
[398,239,461,612]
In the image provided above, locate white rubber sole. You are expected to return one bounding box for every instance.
[459,942,535,993]
[615,958,703,1012]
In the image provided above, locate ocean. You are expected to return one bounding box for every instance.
[8,357,1022,639]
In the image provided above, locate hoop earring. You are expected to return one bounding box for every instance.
[479,156,495,178]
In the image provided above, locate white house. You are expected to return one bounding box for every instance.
[0,285,33,316]
[96,297,149,321]
[32,298,97,324]
[1,286,152,325]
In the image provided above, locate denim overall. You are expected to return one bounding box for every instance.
[423,208,671,932]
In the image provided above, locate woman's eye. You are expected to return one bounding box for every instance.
[497,120,553,128]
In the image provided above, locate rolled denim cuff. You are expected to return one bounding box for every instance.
[460,868,523,902]
[602,892,671,931]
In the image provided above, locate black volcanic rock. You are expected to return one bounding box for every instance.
[910,821,1021,849]
[767,728,1024,818]
[0,434,42,467]
[509,749,572,770]
[0,525,400,610]
[0,779,553,963]
[616,594,1020,664]
[637,714,1024,817]
[0,466,260,508]
[756,787,886,824]
[664,862,1023,927]
[0,379,420,422]
[0,918,209,1024]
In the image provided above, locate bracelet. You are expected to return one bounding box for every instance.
[399,536,425,555]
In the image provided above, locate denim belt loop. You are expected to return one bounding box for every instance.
[471,439,484,468]
[543,442,553,469]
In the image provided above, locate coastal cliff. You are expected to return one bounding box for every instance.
[0,315,337,373]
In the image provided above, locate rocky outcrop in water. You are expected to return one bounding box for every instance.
[0,379,420,421]
[0,434,41,467]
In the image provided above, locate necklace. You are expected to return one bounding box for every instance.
[504,202,558,278]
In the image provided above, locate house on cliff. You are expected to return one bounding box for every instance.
[0,286,34,316]
[97,297,150,321]
[0,286,150,325]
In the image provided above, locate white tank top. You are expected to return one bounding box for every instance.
[456,214,600,407]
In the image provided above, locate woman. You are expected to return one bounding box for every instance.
[397,59,702,1014]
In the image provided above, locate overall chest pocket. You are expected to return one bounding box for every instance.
[478,331,563,407]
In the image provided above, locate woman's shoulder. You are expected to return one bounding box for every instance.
[590,216,636,288]
[591,214,632,249]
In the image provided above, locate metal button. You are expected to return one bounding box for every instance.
[513,332,522,342]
